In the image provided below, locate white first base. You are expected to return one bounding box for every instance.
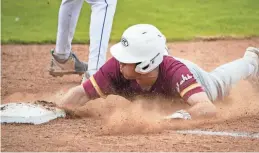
[0,102,66,125]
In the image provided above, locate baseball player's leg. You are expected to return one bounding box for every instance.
[209,47,259,99]
[176,47,259,102]
[175,57,220,102]
[49,0,88,77]
[55,0,83,58]
[85,0,117,76]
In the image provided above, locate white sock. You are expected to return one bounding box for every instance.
[53,52,70,60]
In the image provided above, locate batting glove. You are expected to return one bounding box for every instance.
[163,110,191,120]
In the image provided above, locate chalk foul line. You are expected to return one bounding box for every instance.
[176,130,259,139]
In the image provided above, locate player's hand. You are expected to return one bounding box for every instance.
[163,110,191,120]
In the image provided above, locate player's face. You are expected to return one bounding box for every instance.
[119,62,140,79]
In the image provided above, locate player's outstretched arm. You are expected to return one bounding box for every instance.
[186,92,217,118]
[57,85,90,111]
[164,92,216,120]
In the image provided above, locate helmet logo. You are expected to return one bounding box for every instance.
[121,37,129,47]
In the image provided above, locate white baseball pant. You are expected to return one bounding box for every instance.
[55,0,117,76]
[174,51,258,102]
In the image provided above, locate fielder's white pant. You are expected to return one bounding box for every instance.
[174,54,257,102]
[55,0,117,76]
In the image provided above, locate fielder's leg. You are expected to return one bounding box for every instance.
[49,0,88,77]
[56,0,83,58]
[85,0,117,77]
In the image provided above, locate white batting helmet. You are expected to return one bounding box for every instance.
[110,24,168,74]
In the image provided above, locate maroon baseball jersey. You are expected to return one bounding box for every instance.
[83,56,204,101]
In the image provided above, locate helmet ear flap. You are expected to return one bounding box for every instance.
[135,53,163,74]
[135,61,150,74]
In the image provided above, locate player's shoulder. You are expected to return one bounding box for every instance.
[107,57,119,63]
[163,55,178,62]
[100,57,120,73]
[104,57,119,67]
[161,55,182,68]
[160,56,189,75]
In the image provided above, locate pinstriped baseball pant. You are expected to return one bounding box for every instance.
[55,0,117,76]
[174,55,257,102]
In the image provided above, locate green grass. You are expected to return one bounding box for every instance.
[2,0,259,44]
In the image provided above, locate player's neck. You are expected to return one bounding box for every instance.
[136,68,159,89]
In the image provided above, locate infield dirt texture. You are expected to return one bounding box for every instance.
[2,38,259,151]
[1,0,259,151]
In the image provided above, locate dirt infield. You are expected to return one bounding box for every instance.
[1,38,259,151]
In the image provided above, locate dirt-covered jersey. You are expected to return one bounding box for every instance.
[83,56,204,101]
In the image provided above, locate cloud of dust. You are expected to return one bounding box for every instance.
[100,100,166,135]
[74,95,200,135]
[214,81,259,120]
[7,80,257,135]
[74,81,259,135]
